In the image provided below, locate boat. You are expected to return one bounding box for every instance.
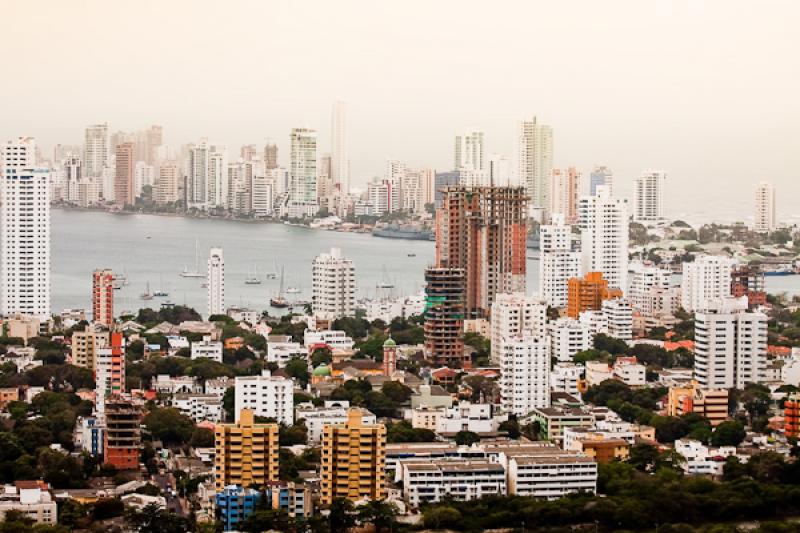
[180,238,206,278]
[264,260,279,280]
[372,224,433,241]
[377,265,395,289]
[407,253,416,257]
[270,266,290,308]
[140,282,154,300]
[286,286,301,294]
[245,264,262,285]
[154,277,169,297]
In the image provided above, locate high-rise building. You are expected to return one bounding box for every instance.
[234,370,294,425]
[240,144,258,162]
[731,264,767,309]
[694,297,767,389]
[114,142,135,207]
[424,267,466,366]
[601,298,633,341]
[539,214,580,308]
[516,117,553,210]
[487,154,512,186]
[311,247,355,321]
[214,409,279,491]
[633,170,666,222]
[589,166,613,197]
[754,181,776,233]
[144,125,162,166]
[681,255,736,313]
[207,247,225,317]
[264,142,278,170]
[1,137,51,318]
[189,140,210,206]
[320,409,386,505]
[549,167,580,224]
[154,163,180,205]
[92,269,114,327]
[331,101,349,195]
[454,129,485,172]
[628,261,671,312]
[207,147,228,208]
[96,332,126,411]
[501,336,551,416]
[71,328,108,370]
[103,397,141,470]
[567,272,622,319]
[84,123,108,179]
[490,292,547,365]
[579,186,629,292]
[435,186,528,318]
[288,127,318,208]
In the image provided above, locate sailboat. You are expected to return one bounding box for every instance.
[377,265,395,289]
[154,276,169,297]
[270,266,289,308]
[245,264,262,285]
[264,260,278,280]
[140,282,154,300]
[180,238,206,278]
[285,274,301,294]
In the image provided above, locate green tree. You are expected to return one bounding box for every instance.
[711,420,746,447]
[455,430,480,446]
[329,498,356,533]
[285,357,310,387]
[357,500,399,533]
[142,407,195,446]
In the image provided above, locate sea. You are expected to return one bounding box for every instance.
[48,209,800,315]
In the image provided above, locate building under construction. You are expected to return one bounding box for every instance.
[423,267,466,366]
[103,397,142,470]
[731,264,767,309]
[435,186,527,319]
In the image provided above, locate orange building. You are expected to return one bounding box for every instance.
[114,142,135,207]
[104,398,142,470]
[667,383,728,427]
[92,269,114,327]
[566,272,622,318]
[785,393,800,438]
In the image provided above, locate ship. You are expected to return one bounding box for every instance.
[372,224,434,241]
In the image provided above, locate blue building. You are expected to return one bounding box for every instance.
[215,485,261,531]
[77,416,104,457]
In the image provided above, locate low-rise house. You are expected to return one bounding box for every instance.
[528,406,595,446]
[266,335,306,367]
[437,401,506,435]
[504,450,597,499]
[409,405,444,431]
[585,361,614,387]
[152,374,202,395]
[172,393,224,423]
[612,356,646,386]
[400,460,506,506]
[551,363,585,396]
[191,335,223,362]
[166,336,190,356]
[674,439,736,475]
[0,481,57,525]
[303,329,355,351]
[205,376,233,398]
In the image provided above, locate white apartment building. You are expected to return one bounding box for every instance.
[612,357,646,386]
[288,127,318,209]
[601,298,633,341]
[500,336,551,417]
[578,310,609,337]
[409,405,445,431]
[490,292,547,365]
[549,167,580,223]
[401,460,506,507]
[172,393,224,423]
[681,255,736,313]
[628,261,671,312]
[295,402,376,444]
[1,137,51,318]
[633,170,666,222]
[454,129,485,172]
[303,329,355,351]
[205,376,233,398]
[311,247,355,320]
[504,451,597,499]
[548,318,592,362]
[234,370,294,425]
[516,117,553,211]
[83,123,108,181]
[265,335,306,367]
[191,335,223,362]
[551,363,585,396]
[579,186,629,291]
[539,214,580,308]
[694,296,767,389]
[0,482,57,525]
[207,247,225,318]
[585,361,614,387]
[153,374,202,395]
[754,181,776,233]
[437,402,505,434]
[674,439,735,476]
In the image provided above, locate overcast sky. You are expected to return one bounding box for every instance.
[3,0,799,222]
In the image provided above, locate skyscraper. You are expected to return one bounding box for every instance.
[693,297,767,389]
[208,147,228,208]
[214,409,279,491]
[1,137,51,318]
[264,142,278,170]
[454,129,485,171]
[289,127,317,209]
[320,409,386,505]
[311,247,355,320]
[539,214,580,308]
[423,267,466,366]
[92,269,114,327]
[114,142,135,207]
[207,247,225,317]
[189,140,210,206]
[436,186,528,318]
[589,166,613,197]
[516,117,553,210]
[84,123,108,179]
[579,186,629,292]
[330,101,349,194]
[549,167,580,224]
[633,170,666,222]
[754,181,776,233]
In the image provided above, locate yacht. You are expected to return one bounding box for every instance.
[180,238,206,278]
[245,265,262,285]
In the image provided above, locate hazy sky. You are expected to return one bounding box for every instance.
[3,0,799,222]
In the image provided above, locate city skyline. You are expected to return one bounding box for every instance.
[2,1,798,219]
